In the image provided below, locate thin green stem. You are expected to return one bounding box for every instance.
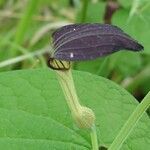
[90,125,99,150]
[129,0,140,19]
[140,1,150,13]
[108,91,150,150]
[0,47,48,68]
[80,0,89,23]
[11,0,40,57]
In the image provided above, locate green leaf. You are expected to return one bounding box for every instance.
[74,51,142,78]
[0,69,149,149]
[112,7,150,54]
[74,58,106,74]
[110,51,142,77]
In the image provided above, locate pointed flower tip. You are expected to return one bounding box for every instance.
[130,42,144,52]
[51,23,144,61]
[138,44,144,51]
[134,42,144,52]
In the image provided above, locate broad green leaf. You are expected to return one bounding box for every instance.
[0,69,149,149]
[112,8,150,54]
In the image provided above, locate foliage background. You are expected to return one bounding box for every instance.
[0,0,150,149]
[0,0,149,101]
[0,0,150,100]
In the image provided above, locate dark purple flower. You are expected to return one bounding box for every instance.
[51,23,143,61]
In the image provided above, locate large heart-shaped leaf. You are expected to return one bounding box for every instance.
[0,69,149,149]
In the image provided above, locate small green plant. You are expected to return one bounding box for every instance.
[47,23,150,150]
[0,1,150,150]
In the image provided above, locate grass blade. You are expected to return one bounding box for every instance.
[108,91,150,150]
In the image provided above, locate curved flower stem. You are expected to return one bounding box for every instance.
[108,91,150,150]
[55,69,98,150]
[56,70,82,115]
[90,125,99,150]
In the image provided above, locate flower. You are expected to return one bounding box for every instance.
[51,23,143,61]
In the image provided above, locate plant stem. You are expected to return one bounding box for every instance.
[0,47,49,68]
[11,0,40,57]
[90,125,99,150]
[129,0,140,20]
[108,91,150,150]
[80,0,89,23]
[55,69,98,149]
[56,70,81,115]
